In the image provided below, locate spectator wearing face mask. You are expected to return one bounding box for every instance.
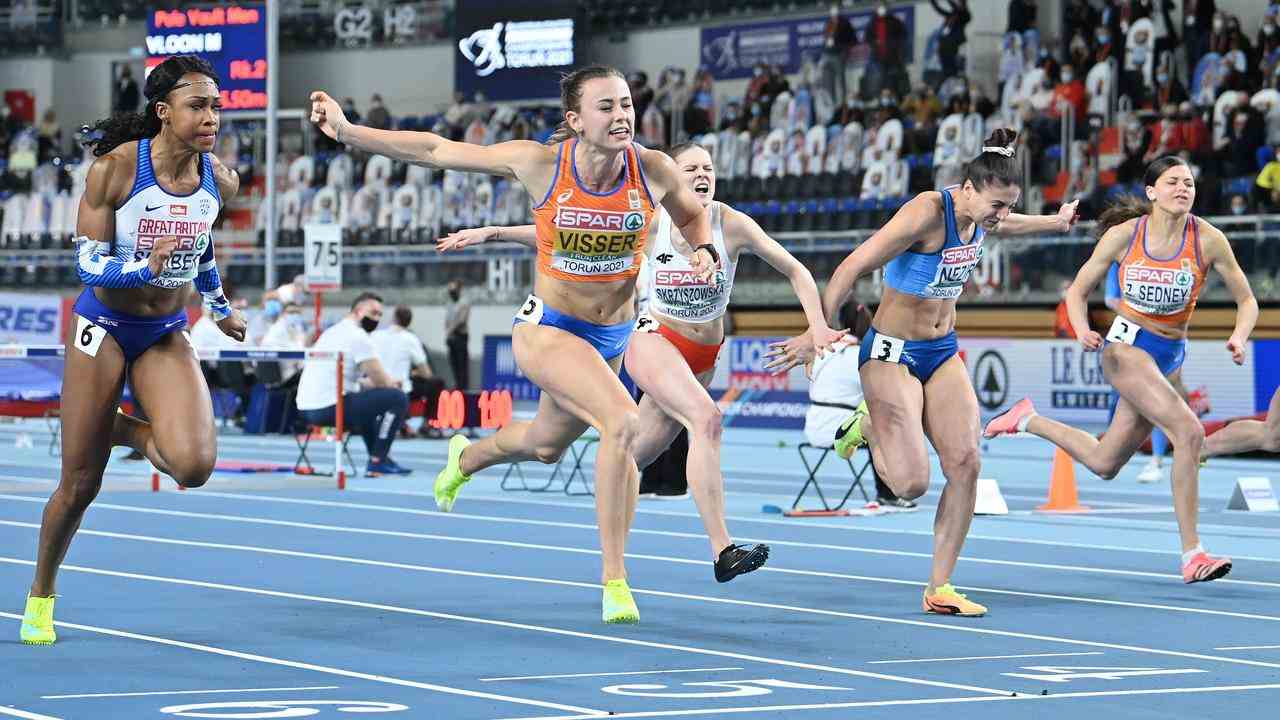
[262,302,309,383]
[295,292,411,476]
[365,94,391,130]
[1184,0,1217,71]
[1152,65,1188,109]
[1176,102,1211,157]
[1051,64,1087,128]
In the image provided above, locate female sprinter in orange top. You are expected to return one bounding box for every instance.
[311,66,719,624]
[439,141,847,581]
[768,130,1080,616]
[984,155,1256,584]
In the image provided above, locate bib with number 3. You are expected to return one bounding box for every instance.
[514,294,544,325]
[75,315,107,357]
[871,332,905,364]
[1105,315,1140,345]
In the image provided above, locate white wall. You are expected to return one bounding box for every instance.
[0,58,54,118]
[278,44,458,117]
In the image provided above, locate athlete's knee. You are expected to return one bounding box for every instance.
[941,445,981,484]
[532,443,567,465]
[602,408,641,451]
[1261,429,1280,453]
[168,446,216,488]
[58,467,103,509]
[690,402,723,443]
[881,460,931,500]
[1170,418,1205,452]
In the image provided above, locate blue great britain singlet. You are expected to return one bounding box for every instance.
[112,137,221,289]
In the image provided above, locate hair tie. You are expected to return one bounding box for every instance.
[982,145,1015,157]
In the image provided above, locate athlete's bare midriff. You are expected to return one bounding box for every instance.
[651,312,725,345]
[533,273,637,325]
[95,285,195,318]
[871,286,959,340]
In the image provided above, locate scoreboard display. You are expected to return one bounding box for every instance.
[146,4,267,112]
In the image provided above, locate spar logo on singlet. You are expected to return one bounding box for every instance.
[652,267,726,319]
[926,243,984,298]
[1122,263,1196,315]
[133,217,212,287]
[551,207,645,276]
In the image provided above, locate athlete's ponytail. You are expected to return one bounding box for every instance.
[83,55,219,157]
[963,128,1021,190]
[546,65,627,145]
[1094,155,1191,239]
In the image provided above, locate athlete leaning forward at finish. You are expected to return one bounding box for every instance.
[21,55,246,645]
[984,155,1257,584]
[767,129,1080,616]
[310,66,840,624]
[438,140,848,583]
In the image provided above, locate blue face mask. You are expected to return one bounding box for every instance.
[264,299,282,318]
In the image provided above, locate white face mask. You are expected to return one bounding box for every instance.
[1062,71,1074,82]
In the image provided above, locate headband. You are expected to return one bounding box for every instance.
[981,145,1015,157]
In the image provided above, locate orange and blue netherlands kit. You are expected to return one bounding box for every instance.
[512,138,658,360]
[1104,214,1207,375]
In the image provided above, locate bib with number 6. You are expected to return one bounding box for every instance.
[75,315,108,357]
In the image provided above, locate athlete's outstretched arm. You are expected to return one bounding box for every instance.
[639,148,716,281]
[437,225,537,252]
[725,206,846,349]
[1065,223,1132,350]
[995,198,1079,235]
[1201,223,1257,364]
[74,154,172,288]
[310,91,547,179]
[821,192,938,322]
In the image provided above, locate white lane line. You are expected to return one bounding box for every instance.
[42,686,340,700]
[867,652,1105,665]
[0,557,1013,697]
[15,490,1276,591]
[0,610,604,716]
[1215,645,1280,651]
[491,683,1280,720]
[2,535,1279,676]
[0,708,61,720]
[1,518,1276,625]
[480,669,743,682]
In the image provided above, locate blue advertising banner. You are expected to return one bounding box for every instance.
[454,0,579,101]
[482,335,540,401]
[146,4,267,112]
[700,5,914,81]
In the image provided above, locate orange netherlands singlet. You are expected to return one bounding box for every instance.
[1116,214,1207,330]
[532,138,657,283]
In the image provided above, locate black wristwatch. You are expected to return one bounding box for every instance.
[695,243,719,264]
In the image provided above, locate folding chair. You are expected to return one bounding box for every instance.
[790,442,871,516]
[293,423,359,478]
[500,434,597,496]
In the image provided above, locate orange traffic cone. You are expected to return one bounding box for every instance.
[1037,447,1090,513]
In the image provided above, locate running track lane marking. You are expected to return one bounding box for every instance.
[491,683,1280,720]
[2,538,1279,675]
[4,484,1278,561]
[0,708,61,720]
[481,669,743,682]
[9,491,1275,590]
[0,518,1276,624]
[867,652,1105,665]
[1215,645,1280,651]
[0,609,605,716]
[0,557,1013,697]
[42,686,339,700]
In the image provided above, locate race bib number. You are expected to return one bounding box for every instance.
[74,315,107,358]
[870,332,905,364]
[1105,315,1140,345]
[635,313,659,334]
[514,294,544,325]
